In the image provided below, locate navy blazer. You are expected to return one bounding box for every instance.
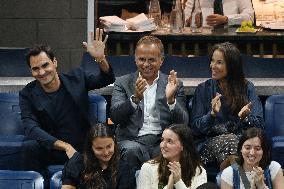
[110,71,189,141]
[19,62,115,150]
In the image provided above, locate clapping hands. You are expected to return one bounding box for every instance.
[166,70,178,104]
[211,93,222,117]
[238,102,252,120]
[167,161,181,184]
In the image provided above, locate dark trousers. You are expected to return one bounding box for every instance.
[21,140,68,172]
[118,134,161,170]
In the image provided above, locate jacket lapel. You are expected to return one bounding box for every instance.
[156,72,167,103]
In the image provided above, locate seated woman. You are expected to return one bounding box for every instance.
[137,124,207,189]
[61,123,136,189]
[221,127,284,189]
[191,42,264,170]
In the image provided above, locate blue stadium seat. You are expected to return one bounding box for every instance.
[50,171,62,189]
[0,170,44,189]
[88,92,107,123]
[265,94,284,167]
[0,92,29,170]
[46,93,107,177]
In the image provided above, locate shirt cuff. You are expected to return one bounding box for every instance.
[167,99,176,111]
[130,95,138,109]
[174,179,187,188]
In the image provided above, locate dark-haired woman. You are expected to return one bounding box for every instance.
[137,124,207,189]
[191,42,264,170]
[61,123,136,189]
[221,127,284,189]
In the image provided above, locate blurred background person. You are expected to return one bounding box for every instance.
[184,0,255,27]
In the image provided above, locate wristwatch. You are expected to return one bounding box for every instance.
[131,95,140,104]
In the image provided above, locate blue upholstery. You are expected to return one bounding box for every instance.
[46,93,107,178]
[50,171,62,189]
[0,92,29,170]
[241,55,284,78]
[88,92,107,123]
[0,92,23,135]
[81,53,284,79]
[0,170,44,189]
[0,48,30,77]
[81,52,211,78]
[265,95,284,167]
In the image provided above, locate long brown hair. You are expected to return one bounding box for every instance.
[153,124,202,187]
[81,123,119,189]
[210,42,248,115]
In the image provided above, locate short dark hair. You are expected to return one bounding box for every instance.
[237,127,272,169]
[26,44,55,67]
[135,35,164,57]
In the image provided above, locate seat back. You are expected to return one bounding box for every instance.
[265,95,284,138]
[0,92,23,135]
[50,171,62,189]
[88,93,107,123]
[0,48,30,77]
[265,95,284,167]
[0,170,44,189]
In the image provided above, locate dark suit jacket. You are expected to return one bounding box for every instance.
[19,63,115,150]
[110,71,189,141]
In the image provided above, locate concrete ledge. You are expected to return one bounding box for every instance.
[1,77,284,96]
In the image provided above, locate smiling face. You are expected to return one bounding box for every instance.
[210,49,228,81]
[29,52,59,89]
[241,137,263,169]
[135,43,163,85]
[160,129,183,162]
[92,137,115,167]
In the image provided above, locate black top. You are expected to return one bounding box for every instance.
[46,84,88,152]
[62,152,136,189]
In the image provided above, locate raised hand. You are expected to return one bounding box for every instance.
[167,161,182,184]
[82,28,108,60]
[166,70,178,104]
[238,102,252,120]
[211,93,222,117]
[134,76,147,102]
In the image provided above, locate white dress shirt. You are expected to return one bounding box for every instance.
[130,72,176,136]
[184,0,255,26]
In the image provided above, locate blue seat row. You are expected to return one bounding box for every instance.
[0,170,44,189]
[0,92,107,188]
[1,93,284,187]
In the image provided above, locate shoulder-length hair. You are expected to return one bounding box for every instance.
[153,124,202,187]
[210,42,248,115]
[81,123,119,189]
[236,127,272,169]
